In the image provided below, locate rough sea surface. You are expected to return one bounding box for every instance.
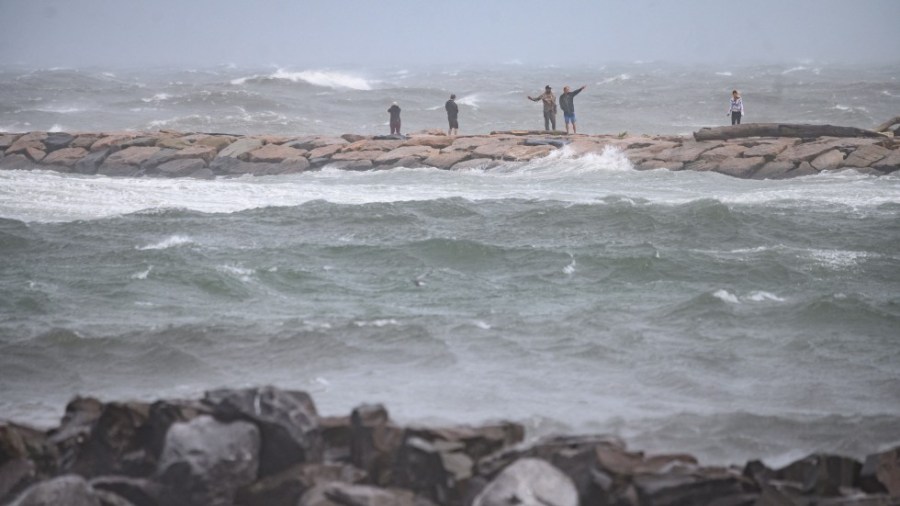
[1,63,899,467]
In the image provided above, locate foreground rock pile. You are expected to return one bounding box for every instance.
[0,124,898,180]
[1,387,898,505]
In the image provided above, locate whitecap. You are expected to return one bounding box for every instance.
[48,124,64,133]
[715,71,733,77]
[472,320,491,330]
[713,289,740,304]
[456,93,480,109]
[142,93,172,103]
[131,266,153,280]
[746,291,785,302]
[217,264,254,282]
[598,74,631,85]
[137,235,194,250]
[353,318,400,327]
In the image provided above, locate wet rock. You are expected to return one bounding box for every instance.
[246,144,307,163]
[502,144,555,161]
[350,404,404,487]
[404,135,454,149]
[0,458,36,502]
[102,147,161,168]
[635,159,683,171]
[473,141,523,159]
[841,144,891,167]
[871,150,900,173]
[89,476,162,506]
[342,139,404,153]
[287,136,348,151]
[43,132,75,152]
[204,386,322,477]
[156,137,193,150]
[811,149,846,170]
[209,157,272,175]
[307,144,346,159]
[235,462,366,506]
[189,135,235,152]
[741,139,800,159]
[120,137,158,149]
[189,168,215,179]
[859,446,900,496]
[653,141,721,163]
[327,159,373,171]
[331,150,384,162]
[23,147,46,162]
[276,157,311,173]
[42,147,88,168]
[716,156,766,178]
[217,138,264,159]
[777,453,862,497]
[5,132,47,155]
[156,415,260,506]
[753,160,797,179]
[91,135,136,152]
[792,161,819,177]
[443,136,498,152]
[340,134,368,143]
[0,134,22,150]
[298,481,431,506]
[700,143,747,161]
[375,145,437,164]
[632,471,749,506]
[8,474,103,506]
[74,149,111,174]
[423,151,471,169]
[472,458,578,506]
[156,159,207,178]
[71,134,101,150]
[451,158,500,171]
[682,158,720,172]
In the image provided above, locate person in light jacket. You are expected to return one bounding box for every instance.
[528,85,557,131]
[727,90,744,125]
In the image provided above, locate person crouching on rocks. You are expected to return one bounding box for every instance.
[528,85,557,131]
[559,85,586,134]
[727,90,744,125]
[388,102,402,135]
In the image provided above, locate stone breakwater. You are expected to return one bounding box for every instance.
[1,124,898,180]
[1,388,898,506]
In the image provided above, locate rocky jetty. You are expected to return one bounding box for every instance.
[1,124,898,180]
[1,387,898,506]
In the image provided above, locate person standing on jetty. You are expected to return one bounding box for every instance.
[528,85,557,131]
[388,102,402,135]
[559,85,586,134]
[445,94,459,136]
[727,90,744,125]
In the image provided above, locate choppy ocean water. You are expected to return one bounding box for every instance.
[1,63,899,467]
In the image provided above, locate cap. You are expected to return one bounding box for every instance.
[545,85,552,89]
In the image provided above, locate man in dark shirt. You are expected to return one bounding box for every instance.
[388,102,401,135]
[559,85,586,134]
[445,94,459,136]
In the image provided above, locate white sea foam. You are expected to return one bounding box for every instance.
[715,71,733,77]
[598,74,631,84]
[746,291,785,302]
[231,69,372,90]
[713,289,741,304]
[131,266,153,280]
[138,235,194,250]
[217,264,255,282]
[48,124,64,132]
[353,319,400,327]
[456,93,480,109]
[142,93,172,103]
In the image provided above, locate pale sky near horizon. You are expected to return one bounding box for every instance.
[1,0,898,68]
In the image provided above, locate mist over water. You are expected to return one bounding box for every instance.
[1,61,900,467]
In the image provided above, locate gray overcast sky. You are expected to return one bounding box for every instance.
[1,0,898,68]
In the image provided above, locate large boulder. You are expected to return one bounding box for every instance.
[246,144,308,163]
[101,147,161,170]
[217,138,264,159]
[841,144,891,167]
[203,386,322,477]
[715,156,766,178]
[422,151,471,170]
[8,474,101,506]
[375,146,437,164]
[811,149,846,171]
[57,401,152,478]
[0,134,22,150]
[741,139,799,159]
[286,136,348,151]
[307,144,346,159]
[653,141,720,163]
[155,158,207,178]
[235,462,366,506]
[472,458,578,506]
[90,135,136,152]
[156,415,260,506]
[403,136,454,149]
[41,147,88,168]
[776,453,862,497]
[349,404,404,487]
[298,481,432,506]
[43,132,75,152]
[859,446,900,496]
[5,132,47,155]
[73,149,111,174]
[501,145,554,161]
[871,150,900,173]
[89,476,162,506]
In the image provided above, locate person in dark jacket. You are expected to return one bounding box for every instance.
[559,85,586,134]
[388,102,402,135]
[445,94,459,136]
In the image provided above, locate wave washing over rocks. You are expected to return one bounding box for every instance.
[1,121,899,180]
[2,387,899,506]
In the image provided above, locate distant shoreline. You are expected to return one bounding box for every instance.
[1,125,897,180]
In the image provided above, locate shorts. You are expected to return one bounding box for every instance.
[448,117,459,129]
[564,113,576,124]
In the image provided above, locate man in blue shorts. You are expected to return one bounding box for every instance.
[559,85,586,134]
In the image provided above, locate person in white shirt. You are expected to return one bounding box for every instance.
[727,90,744,125]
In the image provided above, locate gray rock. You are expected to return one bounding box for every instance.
[350,404,404,487]
[156,158,207,178]
[217,138,264,159]
[286,136,348,151]
[327,159,373,171]
[0,154,34,171]
[632,472,748,506]
[451,158,501,171]
[715,156,766,178]
[777,453,862,497]
[811,149,845,171]
[41,147,88,168]
[375,145,437,164]
[472,458,578,506]
[842,144,891,167]
[298,482,426,506]
[204,386,321,477]
[860,446,899,495]
[9,475,101,506]
[653,141,721,163]
[423,151,471,170]
[89,476,162,506]
[156,415,260,506]
[277,157,311,173]
[635,159,683,171]
[0,134,22,150]
[189,168,215,180]
[139,149,178,170]
[741,139,799,159]
[871,150,900,173]
[753,160,797,180]
[792,161,819,177]
[74,149,111,174]
[43,132,75,152]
